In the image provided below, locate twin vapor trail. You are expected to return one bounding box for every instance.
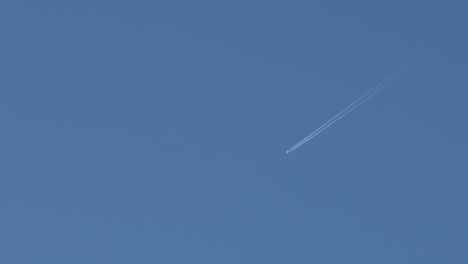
[286,66,410,154]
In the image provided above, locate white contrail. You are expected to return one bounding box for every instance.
[286,71,398,153]
[286,72,397,152]
[286,66,409,153]
[286,81,389,153]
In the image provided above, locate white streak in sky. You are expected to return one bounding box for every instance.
[286,66,410,154]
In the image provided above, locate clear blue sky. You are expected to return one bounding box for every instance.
[1,1,467,263]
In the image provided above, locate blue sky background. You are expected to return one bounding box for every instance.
[1,1,467,263]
